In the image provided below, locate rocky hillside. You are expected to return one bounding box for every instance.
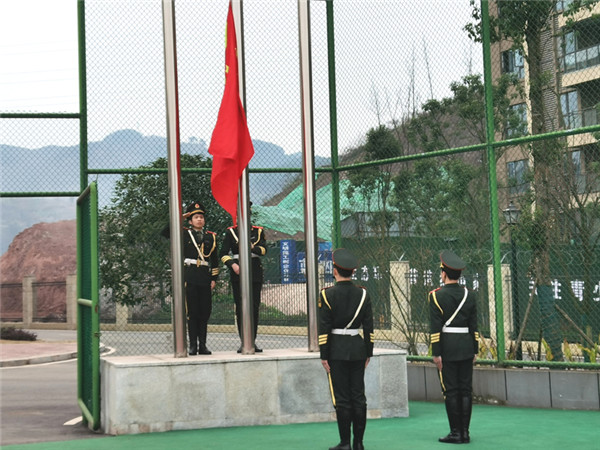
[0,220,76,320]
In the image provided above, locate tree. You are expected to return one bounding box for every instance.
[345,125,402,240]
[99,154,230,307]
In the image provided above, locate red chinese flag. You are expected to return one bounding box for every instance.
[208,2,255,225]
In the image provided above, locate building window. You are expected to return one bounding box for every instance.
[560,91,581,129]
[572,145,600,193]
[507,159,530,195]
[501,49,524,78]
[506,103,528,138]
[556,0,574,12]
[561,20,600,73]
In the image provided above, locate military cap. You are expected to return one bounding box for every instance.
[440,249,466,271]
[184,202,206,218]
[332,248,358,271]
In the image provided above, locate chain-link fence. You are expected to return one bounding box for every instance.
[2,0,599,366]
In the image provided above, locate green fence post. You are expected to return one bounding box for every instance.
[327,0,341,249]
[481,0,505,364]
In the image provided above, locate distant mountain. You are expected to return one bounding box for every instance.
[0,129,330,254]
[1,128,330,203]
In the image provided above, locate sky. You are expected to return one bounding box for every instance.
[0,0,483,255]
[0,0,79,114]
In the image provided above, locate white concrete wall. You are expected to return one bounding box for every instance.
[101,348,408,435]
[407,363,600,410]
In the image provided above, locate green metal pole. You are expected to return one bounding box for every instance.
[326,0,341,249]
[89,182,100,430]
[78,0,88,193]
[75,185,84,427]
[481,0,505,364]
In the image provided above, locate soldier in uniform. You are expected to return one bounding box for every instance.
[162,202,219,355]
[429,250,479,444]
[219,203,267,352]
[319,248,374,450]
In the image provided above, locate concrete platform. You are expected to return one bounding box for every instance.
[101,348,408,435]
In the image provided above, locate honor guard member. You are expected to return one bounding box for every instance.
[429,250,479,444]
[162,202,219,355]
[319,248,374,450]
[219,203,267,352]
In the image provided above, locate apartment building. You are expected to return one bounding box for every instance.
[491,0,600,203]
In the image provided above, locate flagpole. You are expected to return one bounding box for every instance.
[231,0,255,355]
[162,0,187,357]
[298,0,319,352]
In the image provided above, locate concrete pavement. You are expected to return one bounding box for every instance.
[0,329,78,367]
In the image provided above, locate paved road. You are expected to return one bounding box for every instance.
[0,359,103,446]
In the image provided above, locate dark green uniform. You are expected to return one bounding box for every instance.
[428,249,479,444]
[429,284,479,364]
[319,277,374,450]
[219,225,267,349]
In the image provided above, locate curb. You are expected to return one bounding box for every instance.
[1,350,79,368]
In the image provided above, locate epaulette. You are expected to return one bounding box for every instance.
[252,225,263,229]
[427,286,442,297]
[206,230,216,235]
[227,225,237,230]
[183,226,191,231]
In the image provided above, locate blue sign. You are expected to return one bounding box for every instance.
[280,240,296,284]
[297,251,306,282]
[280,241,333,283]
[318,242,333,282]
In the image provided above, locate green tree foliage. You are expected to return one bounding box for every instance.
[391,158,489,247]
[406,74,487,150]
[345,125,402,239]
[345,75,492,246]
[99,154,230,306]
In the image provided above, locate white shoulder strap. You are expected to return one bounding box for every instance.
[444,287,468,328]
[345,288,367,329]
[187,229,205,262]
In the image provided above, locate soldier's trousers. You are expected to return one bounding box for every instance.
[329,359,367,410]
[231,278,262,340]
[439,358,473,398]
[185,283,212,346]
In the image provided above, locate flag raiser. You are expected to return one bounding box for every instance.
[208,2,254,225]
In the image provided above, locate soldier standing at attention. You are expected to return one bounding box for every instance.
[162,202,219,355]
[429,250,479,444]
[219,203,267,353]
[319,248,374,450]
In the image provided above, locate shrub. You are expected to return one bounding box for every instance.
[0,327,37,341]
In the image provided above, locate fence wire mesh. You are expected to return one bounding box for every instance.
[1,0,599,365]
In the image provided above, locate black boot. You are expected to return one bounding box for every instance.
[188,319,198,355]
[198,323,211,355]
[461,395,472,443]
[329,407,352,450]
[439,396,462,444]
[188,338,197,355]
[352,406,367,450]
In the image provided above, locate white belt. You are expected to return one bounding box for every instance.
[231,254,260,259]
[442,326,469,334]
[331,328,360,336]
[184,258,208,267]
